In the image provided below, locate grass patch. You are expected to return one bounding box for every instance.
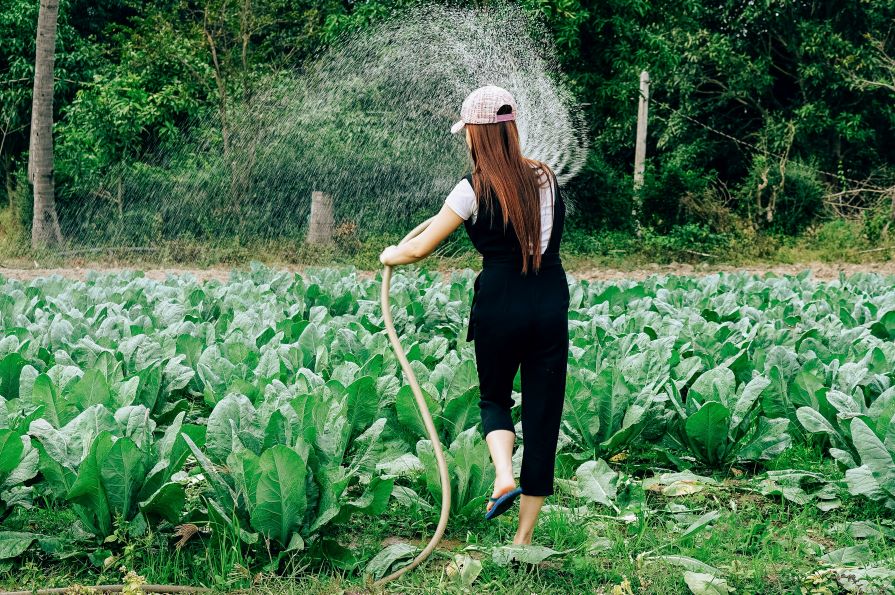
[5,454,892,593]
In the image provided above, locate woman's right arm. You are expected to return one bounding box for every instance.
[379,204,464,266]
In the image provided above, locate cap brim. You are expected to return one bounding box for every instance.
[450,120,465,134]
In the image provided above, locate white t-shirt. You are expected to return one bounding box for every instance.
[444,171,556,254]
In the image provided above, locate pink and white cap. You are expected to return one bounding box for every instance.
[450,85,518,134]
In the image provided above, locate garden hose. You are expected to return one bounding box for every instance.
[375,216,451,588]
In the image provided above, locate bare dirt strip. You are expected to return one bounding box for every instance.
[2,261,895,283]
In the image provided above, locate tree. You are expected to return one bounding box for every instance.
[28,0,63,248]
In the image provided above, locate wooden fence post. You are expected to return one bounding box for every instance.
[307,190,334,245]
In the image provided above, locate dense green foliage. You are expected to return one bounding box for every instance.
[0,266,894,589]
[1,0,893,247]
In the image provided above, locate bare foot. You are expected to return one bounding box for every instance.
[486,474,517,513]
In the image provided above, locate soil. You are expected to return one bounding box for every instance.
[572,261,895,282]
[2,260,895,282]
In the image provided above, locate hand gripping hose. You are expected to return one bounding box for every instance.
[375,216,451,588]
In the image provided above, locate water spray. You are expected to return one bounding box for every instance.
[375,216,451,588]
[56,3,587,252]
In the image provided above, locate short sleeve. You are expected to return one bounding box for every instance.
[444,178,477,221]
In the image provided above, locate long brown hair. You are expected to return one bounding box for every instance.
[467,109,555,274]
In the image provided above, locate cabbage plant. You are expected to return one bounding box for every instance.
[664,366,790,468]
[799,385,895,509]
[31,408,200,539]
[843,417,895,510]
[180,381,394,566]
[414,426,495,518]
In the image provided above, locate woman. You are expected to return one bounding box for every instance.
[379,85,569,546]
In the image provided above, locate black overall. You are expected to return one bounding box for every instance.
[463,171,569,498]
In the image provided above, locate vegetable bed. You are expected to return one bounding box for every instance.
[0,266,893,593]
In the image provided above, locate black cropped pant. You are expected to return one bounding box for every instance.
[469,263,570,497]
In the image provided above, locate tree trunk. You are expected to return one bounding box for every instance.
[28,0,63,248]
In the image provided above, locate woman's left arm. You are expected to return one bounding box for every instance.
[379,204,464,266]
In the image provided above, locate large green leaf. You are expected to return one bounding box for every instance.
[0,531,36,559]
[228,449,261,514]
[599,389,659,457]
[312,396,351,464]
[689,367,736,408]
[738,417,791,462]
[345,475,393,516]
[67,432,115,538]
[684,402,731,466]
[433,359,478,401]
[819,544,874,566]
[263,406,306,450]
[844,465,886,501]
[308,462,350,533]
[796,406,839,439]
[416,439,456,513]
[114,405,156,449]
[0,430,23,476]
[29,405,117,470]
[562,374,600,450]
[35,442,75,499]
[730,375,770,430]
[346,418,386,481]
[395,385,442,440]
[344,376,378,436]
[448,427,492,516]
[683,571,733,595]
[140,482,186,523]
[849,418,895,499]
[100,437,147,519]
[492,544,562,566]
[595,368,632,445]
[71,370,112,411]
[206,393,262,463]
[250,445,308,547]
[618,336,674,392]
[0,354,27,401]
[30,374,72,428]
[443,387,480,442]
[2,436,38,491]
[870,310,895,340]
[364,542,418,580]
[573,459,619,511]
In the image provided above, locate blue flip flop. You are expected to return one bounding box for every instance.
[485,487,522,520]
